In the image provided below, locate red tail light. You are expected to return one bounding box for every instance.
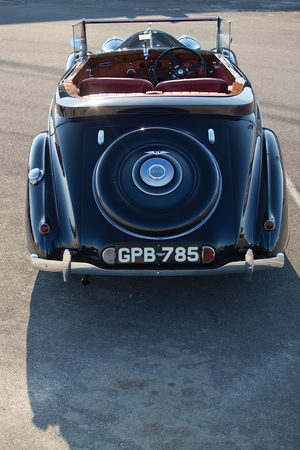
[39,222,50,234]
[202,246,215,263]
[264,219,275,231]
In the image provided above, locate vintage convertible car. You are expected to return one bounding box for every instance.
[26,17,289,284]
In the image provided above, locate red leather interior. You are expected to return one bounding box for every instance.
[155,78,228,93]
[79,77,229,96]
[79,77,154,95]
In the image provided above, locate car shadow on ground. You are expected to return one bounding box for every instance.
[27,258,300,450]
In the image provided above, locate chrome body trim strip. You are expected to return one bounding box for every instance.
[30,250,284,282]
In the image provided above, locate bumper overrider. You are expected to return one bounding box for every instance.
[30,249,285,283]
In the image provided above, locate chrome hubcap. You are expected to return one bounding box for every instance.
[132,154,182,196]
[140,157,174,187]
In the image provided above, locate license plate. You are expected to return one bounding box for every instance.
[116,245,201,264]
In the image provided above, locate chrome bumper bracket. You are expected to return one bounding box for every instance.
[245,249,254,281]
[62,249,71,283]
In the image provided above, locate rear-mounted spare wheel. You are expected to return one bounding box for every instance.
[93,127,221,238]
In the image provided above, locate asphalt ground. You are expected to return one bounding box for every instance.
[0,0,300,24]
[0,2,300,449]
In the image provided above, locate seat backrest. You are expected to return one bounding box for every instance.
[155,78,228,93]
[79,77,154,95]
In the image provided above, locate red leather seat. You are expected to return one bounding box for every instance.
[79,77,154,95]
[155,78,228,93]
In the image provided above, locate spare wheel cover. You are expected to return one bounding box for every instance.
[93,127,221,238]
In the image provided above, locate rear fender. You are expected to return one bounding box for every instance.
[25,132,60,257]
[256,129,289,254]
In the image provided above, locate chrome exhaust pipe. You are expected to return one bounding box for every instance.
[81,274,90,286]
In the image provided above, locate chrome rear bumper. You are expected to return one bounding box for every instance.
[30,249,285,282]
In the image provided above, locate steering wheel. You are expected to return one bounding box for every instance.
[153,46,207,84]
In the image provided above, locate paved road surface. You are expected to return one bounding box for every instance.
[0,0,300,24]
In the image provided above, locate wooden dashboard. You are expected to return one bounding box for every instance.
[63,49,245,98]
